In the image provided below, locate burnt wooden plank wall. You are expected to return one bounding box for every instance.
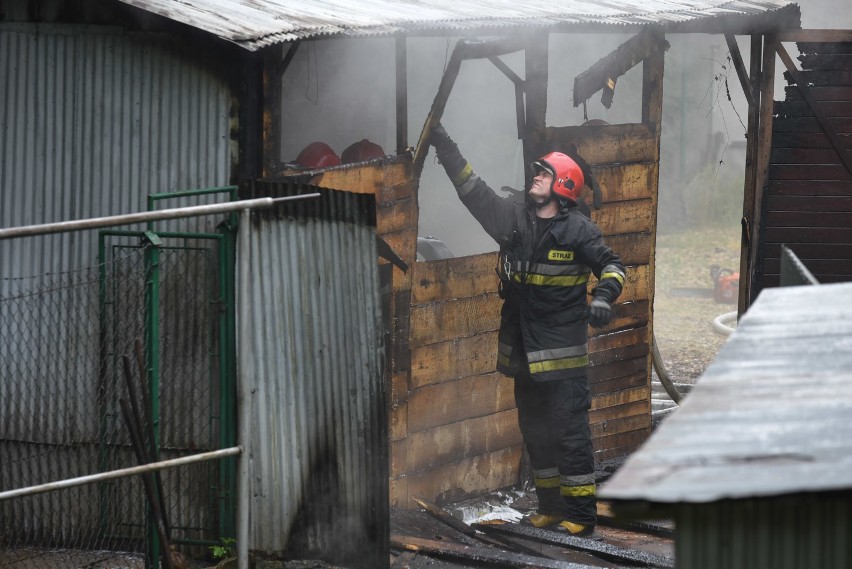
[546,123,656,461]
[762,41,852,286]
[304,121,660,509]
[385,122,659,509]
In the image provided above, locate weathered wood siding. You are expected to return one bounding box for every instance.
[761,41,852,287]
[394,253,521,507]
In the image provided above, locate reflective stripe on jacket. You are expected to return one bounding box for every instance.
[454,170,625,382]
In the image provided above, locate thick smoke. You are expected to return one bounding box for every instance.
[277,0,852,257]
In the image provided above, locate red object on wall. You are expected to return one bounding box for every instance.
[341,139,385,164]
[294,142,341,169]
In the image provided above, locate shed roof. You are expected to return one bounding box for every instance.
[600,281,852,505]
[117,0,800,51]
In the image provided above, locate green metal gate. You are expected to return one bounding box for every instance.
[97,187,238,566]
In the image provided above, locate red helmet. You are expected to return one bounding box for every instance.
[294,141,341,169]
[531,152,585,202]
[341,139,385,164]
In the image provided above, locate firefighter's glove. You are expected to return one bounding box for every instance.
[429,122,453,151]
[588,298,612,328]
[429,122,468,183]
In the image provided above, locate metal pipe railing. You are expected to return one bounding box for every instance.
[0,447,241,501]
[0,194,320,240]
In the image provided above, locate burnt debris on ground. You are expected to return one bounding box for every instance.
[390,461,674,569]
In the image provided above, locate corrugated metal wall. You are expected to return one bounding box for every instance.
[0,21,234,554]
[238,186,388,568]
[0,22,232,281]
[676,495,852,569]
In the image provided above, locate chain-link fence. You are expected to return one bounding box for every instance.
[1,229,236,569]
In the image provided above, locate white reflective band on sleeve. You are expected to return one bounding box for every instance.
[561,473,596,486]
[535,467,560,479]
[519,262,590,276]
[527,344,588,363]
[601,264,626,285]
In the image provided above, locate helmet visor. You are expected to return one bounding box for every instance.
[531,160,555,177]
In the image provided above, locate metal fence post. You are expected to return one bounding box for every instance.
[143,232,163,569]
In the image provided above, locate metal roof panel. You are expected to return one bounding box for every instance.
[600,281,852,504]
[116,0,800,50]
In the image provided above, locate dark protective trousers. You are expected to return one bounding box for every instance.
[514,373,596,525]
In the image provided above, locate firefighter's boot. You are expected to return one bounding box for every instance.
[527,513,563,528]
[559,520,594,537]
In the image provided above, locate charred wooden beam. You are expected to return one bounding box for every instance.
[413,38,528,178]
[750,35,778,307]
[412,41,463,178]
[775,43,852,178]
[724,34,755,108]
[461,37,529,60]
[264,42,301,176]
[273,41,300,79]
[473,522,674,568]
[776,29,852,43]
[573,26,669,108]
[738,34,763,315]
[641,27,666,125]
[488,55,524,86]
[412,496,477,537]
[391,535,601,569]
[488,56,526,139]
[524,35,548,173]
[390,550,418,568]
[596,515,674,539]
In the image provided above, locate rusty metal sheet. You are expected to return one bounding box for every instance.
[116,0,800,50]
[600,281,852,504]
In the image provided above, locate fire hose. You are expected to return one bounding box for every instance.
[653,310,738,406]
[651,333,683,404]
[712,311,737,336]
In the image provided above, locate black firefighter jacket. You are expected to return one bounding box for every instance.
[452,170,625,382]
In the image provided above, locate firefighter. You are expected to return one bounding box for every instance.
[429,123,625,536]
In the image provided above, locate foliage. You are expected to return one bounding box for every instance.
[210,537,236,560]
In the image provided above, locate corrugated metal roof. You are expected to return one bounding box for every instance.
[116,0,800,50]
[600,281,852,504]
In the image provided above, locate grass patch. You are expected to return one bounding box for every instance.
[652,225,740,382]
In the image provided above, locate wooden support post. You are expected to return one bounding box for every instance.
[750,34,778,300]
[273,41,301,80]
[641,27,666,126]
[524,33,548,178]
[747,35,777,307]
[488,56,526,139]
[262,43,300,178]
[241,48,264,181]
[396,36,408,154]
[738,34,763,315]
[724,34,755,108]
